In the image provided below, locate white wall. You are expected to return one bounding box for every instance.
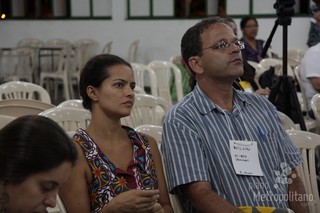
[0,0,311,64]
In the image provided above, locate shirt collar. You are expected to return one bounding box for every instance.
[192,84,253,115]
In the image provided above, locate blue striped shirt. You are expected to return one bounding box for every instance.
[162,84,303,212]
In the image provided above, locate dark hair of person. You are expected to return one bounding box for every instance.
[0,115,78,184]
[240,16,258,30]
[180,16,230,78]
[79,54,132,110]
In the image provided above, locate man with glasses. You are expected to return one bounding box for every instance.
[162,16,308,213]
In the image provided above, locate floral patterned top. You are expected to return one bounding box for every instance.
[73,127,158,213]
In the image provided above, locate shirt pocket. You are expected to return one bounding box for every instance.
[258,132,281,170]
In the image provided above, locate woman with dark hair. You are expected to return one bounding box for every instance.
[60,54,173,213]
[0,115,78,213]
[240,16,267,63]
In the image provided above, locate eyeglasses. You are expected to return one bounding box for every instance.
[202,40,245,51]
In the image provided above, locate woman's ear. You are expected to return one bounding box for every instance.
[188,56,204,74]
[86,86,98,101]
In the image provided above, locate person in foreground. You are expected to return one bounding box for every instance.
[162,16,308,213]
[59,54,173,213]
[0,115,78,213]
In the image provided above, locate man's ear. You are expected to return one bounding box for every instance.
[188,56,204,74]
[87,86,98,101]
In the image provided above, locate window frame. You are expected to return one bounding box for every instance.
[0,0,112,20]
[126,0,310,20]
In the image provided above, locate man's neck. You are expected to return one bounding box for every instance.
[198,80,234,112]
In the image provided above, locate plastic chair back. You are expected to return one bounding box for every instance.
[2,47,35,82]
[39,107,91,132]
[17,38,44,48]
[57,99,84,109]
[277,111,300,130]
[127,40,139,62]
[131,63,158,96]
[102,41,113,54]
[286,129,320,213]
[121,94,170,128]
[0,81,51,104]
[148,60,183,105]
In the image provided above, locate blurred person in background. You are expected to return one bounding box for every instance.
[240,16,267,63]
[307,0,320,47]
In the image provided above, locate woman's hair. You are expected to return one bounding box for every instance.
[79,54,132,110]
[0,115,78,184]
[240,16,258,30]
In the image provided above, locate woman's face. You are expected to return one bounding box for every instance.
[92,64,135,118]
[5,161,72,213]
[242,19,259,39]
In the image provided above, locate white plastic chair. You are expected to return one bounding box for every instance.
[39,46,75,101]
[102,41,113,54]
[259,58,294,77]
[148,60,183,105]
[247,60,267,88]
[2,47,35,83]
[0,114,16,129]
[17,38,44,48]
[134,85,146,94]
[121,94,170,128]
[130,63,158,96]
[57,99,84,109]
[277,111,300,130]
[73,39,98,69]
[39,107,91,132]
[134,124,184,213]
[71,39,98,98]
[0,99,55,117]
[135,124,163,146]
[127,40,139,62]
[288,48,305,68]
[170,55,182,65]
[286,129,320,213]
[46,38,71,48]
[0,81,51,104]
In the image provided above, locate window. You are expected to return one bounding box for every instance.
[127,0,310,20]
[0,0,112,20]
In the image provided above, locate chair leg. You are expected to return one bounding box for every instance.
[63,78,70,100]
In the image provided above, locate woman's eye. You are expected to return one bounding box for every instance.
[115,82,124,88]
[130,84,136,90]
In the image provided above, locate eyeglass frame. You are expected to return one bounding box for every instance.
[201,39,245,52]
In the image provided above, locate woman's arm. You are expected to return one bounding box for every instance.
[59,144,92,212]
[147,135,174,213]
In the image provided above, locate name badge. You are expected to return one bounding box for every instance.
[239,81,253,93]
[229,140,263,176]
